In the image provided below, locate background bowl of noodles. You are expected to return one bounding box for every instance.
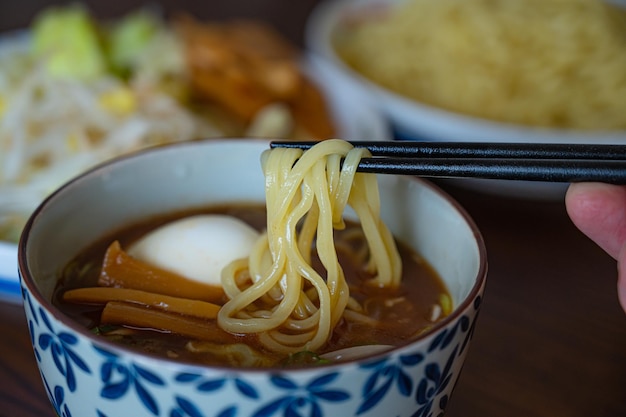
[18,138,486,417]
[305,0,626,200]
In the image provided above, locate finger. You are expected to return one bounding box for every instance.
[565,182,626,260]
[618,245,626,313]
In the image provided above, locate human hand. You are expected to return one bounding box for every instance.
[565,182,626,313]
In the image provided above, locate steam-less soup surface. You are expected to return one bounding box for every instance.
[55,204,450,368]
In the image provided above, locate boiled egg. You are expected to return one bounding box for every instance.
[128,214,260,286]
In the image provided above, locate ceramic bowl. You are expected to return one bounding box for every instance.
[18,139,486,417]
[305,0,626,199]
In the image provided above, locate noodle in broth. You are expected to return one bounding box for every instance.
[218,140,402,353]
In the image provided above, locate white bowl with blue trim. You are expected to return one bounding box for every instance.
[18,139,486,417]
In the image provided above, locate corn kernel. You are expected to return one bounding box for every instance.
[66,134,79,152]
[98,87,137,115]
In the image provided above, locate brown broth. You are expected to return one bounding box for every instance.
[54,204,450,367]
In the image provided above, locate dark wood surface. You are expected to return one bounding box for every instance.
[1,2,625,417]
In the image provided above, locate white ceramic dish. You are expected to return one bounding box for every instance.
[18,138,486,417]
[0,241,20,302]
[0,32,393,304]
[305,0,626,200]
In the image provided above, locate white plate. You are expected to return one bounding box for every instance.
[0,34,392,304]
[0,241,21,303]
[305,0,626,201]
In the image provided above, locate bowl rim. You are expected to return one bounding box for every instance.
[18,138,488,373]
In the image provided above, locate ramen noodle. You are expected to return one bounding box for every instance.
[218,139,401,353]
[334,0,626,129]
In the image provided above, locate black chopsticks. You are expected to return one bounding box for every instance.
[269,141,626,184]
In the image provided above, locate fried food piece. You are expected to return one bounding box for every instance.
[177,17,335,139]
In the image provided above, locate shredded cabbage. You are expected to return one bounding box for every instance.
[0,30,221,242]
[0,7,305,242]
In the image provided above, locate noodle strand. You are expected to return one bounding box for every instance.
[218,139,402,353]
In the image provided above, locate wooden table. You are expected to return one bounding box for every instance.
[1,2,625,416]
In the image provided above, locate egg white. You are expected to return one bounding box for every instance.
[128,214,260,286]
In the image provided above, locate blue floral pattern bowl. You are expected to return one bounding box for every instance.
[18,139,487,417]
